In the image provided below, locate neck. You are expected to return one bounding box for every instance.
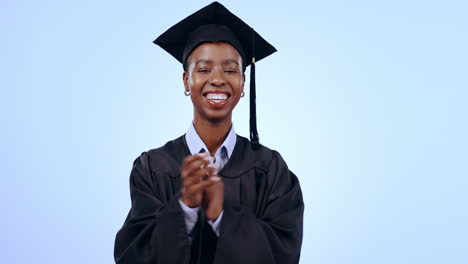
[193,116,232,156]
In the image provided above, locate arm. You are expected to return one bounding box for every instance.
[178,198,200,240]
[214,151,304,264]
[114,153,190,264]
[178,198,223,238]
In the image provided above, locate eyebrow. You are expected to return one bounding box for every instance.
[195,60,212,66]
[223,59,240,66]
[194,59,240,66]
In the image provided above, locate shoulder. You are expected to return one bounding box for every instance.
[234,135,289,172]
[236,135,285,160]
[233,136,300,198]
[132,135,187,176]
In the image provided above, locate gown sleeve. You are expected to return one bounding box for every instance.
[114,152,190,264]
[214,150,304,264]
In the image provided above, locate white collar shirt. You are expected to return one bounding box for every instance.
[178,122,237,238]
[185,122,237,173]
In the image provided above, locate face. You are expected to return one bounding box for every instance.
[183,42,245,124]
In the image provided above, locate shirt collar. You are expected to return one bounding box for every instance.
[185,122,237,158]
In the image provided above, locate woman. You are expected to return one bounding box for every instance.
[114,2,304,264]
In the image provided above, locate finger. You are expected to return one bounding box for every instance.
[208,176,221,182]
[182,153,212,168]
[194,166,216,180]
[181,159,210,178]
[182,155,200,166]
[186,153,213,169]
[203,176,223,193]
[193,153,215,168]
[195,152,211,160]
[184,167,216,187]
[181,159,205,178]
[191,152,213,164]
[197,166,217,182]
[207,161,220,173]
[185,176,219,194]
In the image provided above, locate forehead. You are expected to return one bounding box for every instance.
[189,42,243,62]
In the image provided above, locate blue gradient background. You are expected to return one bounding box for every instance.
[2,0,467,263]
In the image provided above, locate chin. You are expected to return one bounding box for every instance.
[206,115,230,124]
[201,111,232,124]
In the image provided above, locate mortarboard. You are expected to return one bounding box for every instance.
[154,1,277,149]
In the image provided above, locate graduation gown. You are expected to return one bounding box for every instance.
[114,134,304,264]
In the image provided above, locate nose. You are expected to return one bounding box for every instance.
[209,69,226,87]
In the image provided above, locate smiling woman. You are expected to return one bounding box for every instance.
[184,43,244,125]
[114,2,304,264]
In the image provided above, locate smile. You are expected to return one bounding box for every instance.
[205,93,229,103]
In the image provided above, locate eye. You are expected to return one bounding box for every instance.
[198,68,211,73]
[224,69,238,73]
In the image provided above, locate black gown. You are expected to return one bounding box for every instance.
[114,134,304,264]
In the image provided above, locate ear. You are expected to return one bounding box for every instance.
[242,72,246,91]
[183,71,189,92]
[241,74,245,96]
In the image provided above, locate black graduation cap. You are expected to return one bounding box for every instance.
[154,1,277,149]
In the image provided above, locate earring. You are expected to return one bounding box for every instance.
[241,91,245,97]
[184,90,190,96]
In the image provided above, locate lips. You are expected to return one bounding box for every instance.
[203,92,231,108]
[205,93,228,103]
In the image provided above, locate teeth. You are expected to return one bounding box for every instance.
[206,93,228,100]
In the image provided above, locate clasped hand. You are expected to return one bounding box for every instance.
[180,152,224,221]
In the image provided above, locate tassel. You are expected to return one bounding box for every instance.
[249,28,260,149]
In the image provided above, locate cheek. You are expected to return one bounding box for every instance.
[188,74,206,89]
[229,75,244,87]
[187,74,194,87]
[237,79,245,92]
